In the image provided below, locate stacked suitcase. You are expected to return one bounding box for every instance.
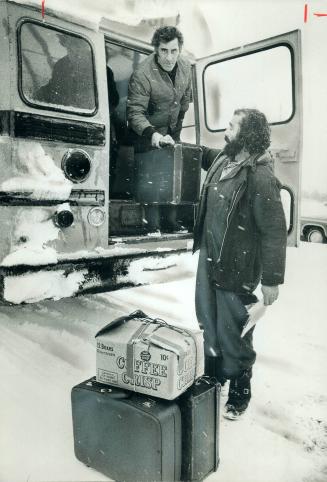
[109,143,202,235]
[134,143,202,204]
[71,312,220,482]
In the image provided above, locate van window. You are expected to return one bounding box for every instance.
[180,94,196,144]
[19,22,97,115]
[203,44,293,131]
[105,42,148,200]
[105,42,147,135]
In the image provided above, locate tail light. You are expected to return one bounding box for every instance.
[62,149,91,183]
[54,204,74,228]
[87,207,105,227]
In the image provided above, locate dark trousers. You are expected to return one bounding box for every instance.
[195,243,256,380]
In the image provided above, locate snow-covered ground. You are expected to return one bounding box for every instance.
[0,242,327,482]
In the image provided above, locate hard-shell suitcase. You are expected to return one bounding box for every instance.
[179,378,220,481]
[110,145,135,199]
[71,377,182,482]
[134,143,202,204]
[109,199,146,235]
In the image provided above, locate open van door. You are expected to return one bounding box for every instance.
[195,30,302,247]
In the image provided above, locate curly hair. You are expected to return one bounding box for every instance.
[234,108,271,155]
[151,26,184,49]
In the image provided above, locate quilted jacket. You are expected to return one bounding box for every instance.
[127,53,192,137]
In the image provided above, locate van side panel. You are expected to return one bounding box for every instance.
[0,2,14,263]
[0,3,110,265]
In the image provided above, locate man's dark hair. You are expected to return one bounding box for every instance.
[151,26,184,49]
[234,108,271,155]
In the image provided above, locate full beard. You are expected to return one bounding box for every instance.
[223,135,244,160]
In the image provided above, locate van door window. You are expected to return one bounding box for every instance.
[19,22,97,115]
[180,96,196,144]
[203,45,293,131]
[105,42,147,143]
[105,42,148,200]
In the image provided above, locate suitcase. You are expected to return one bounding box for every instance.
[109,199,147,235]
[110,145,135,199]
[71,377,182,482]
[179,378,220,481]
[108,200,195,235]
[134,143,202,204]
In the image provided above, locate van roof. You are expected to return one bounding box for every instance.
[7,0,180,40]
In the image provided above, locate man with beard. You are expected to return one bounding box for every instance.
[193,108,287,419]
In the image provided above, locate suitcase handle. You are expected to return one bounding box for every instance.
[85,379,131,399]
[196,375,221,387]
[95,310,148,337]
[100,387,131,400]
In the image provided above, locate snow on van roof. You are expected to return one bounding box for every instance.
[7,0,180,33]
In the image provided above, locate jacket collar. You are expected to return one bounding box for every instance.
[220,148,251,180]
[220,149,273,181]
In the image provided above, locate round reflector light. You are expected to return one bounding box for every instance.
[62,149,91,183]
[88,207,105,227]
[54,209,74,228]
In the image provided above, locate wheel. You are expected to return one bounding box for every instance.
[306,227,325,243]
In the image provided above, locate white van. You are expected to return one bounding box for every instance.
[0,0,302,302]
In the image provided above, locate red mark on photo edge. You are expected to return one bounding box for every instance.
[304,3,308,23]
[42,0,45,19]
[314,12,327,16]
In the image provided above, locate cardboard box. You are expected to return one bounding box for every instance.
[95,311,204,400]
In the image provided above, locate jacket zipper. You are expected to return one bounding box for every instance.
[216,183,244,263]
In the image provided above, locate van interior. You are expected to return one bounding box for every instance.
[105,41,201,241]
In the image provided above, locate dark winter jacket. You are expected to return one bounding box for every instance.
[193,148,287,294]
[127,53,192,138]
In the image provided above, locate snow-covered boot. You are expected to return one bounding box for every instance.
[223,368,252,420]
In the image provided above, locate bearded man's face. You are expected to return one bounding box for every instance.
[224,113,245,158]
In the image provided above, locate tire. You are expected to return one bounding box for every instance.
[306,227,325,243]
